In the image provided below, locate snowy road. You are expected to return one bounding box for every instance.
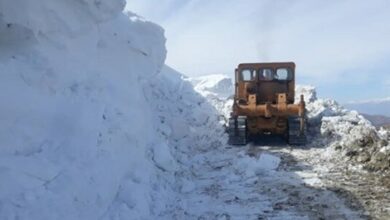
[172,136,374,220]
[281,142,390,220]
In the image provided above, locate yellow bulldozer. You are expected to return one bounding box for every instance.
[228,62,307,145]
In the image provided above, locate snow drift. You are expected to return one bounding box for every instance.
[191,75,390,172]
[299,86,390,172]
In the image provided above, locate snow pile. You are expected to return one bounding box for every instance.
[295,85,317,103]
[192,75,390,172]
[378,127,390,140]
[0,1,215,219]
[300,87,389,171]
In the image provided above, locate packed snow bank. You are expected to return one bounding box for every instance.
[191,75,390,172]
[145,66,228,218]
[0,1,200,219]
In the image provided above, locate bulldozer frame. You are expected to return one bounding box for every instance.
[228,62,307,145]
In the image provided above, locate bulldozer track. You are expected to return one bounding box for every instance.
[288,117,307,145]
[228,116,247,145]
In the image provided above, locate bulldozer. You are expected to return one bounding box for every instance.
[227,62,307,145]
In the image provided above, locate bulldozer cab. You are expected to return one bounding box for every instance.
[235,62,295,104]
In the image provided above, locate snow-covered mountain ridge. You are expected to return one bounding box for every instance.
[190,75,390,172]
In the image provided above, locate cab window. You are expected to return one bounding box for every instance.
[259,68,274,81]
[241,69,256,81]
[275,68,292,80]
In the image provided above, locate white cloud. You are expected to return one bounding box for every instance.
[127,0,390,81]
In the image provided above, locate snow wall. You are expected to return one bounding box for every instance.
[0,1,226,219]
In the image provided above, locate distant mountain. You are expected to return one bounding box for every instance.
[189,74,233,99]
[361,114,390,128]
[344,97,390,117]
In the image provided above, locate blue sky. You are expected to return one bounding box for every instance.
[126,0,390,103]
